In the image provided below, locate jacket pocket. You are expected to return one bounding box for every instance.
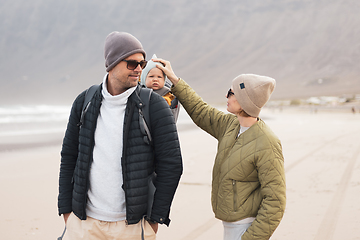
[232,180,238,212]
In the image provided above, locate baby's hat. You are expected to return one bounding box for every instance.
[140,54,166,85]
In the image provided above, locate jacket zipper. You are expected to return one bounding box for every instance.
[231,130,240,212]
[83,101,100,219]
[82,139,95,219]
[123,101,136,224]
[233,179,237,212]
[216,131,240,211]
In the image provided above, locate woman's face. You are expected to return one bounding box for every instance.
[145,68,165,90]
[226,88,242,115]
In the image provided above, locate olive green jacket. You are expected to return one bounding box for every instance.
[172,79,286,240]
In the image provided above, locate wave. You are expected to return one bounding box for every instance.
[0,104,228,137]
[0,128,66,137]
[0,105,71,123]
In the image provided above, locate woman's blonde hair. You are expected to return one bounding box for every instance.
[238,109,251,117]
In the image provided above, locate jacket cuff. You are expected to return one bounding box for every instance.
[148,214,171,226]
[58,206,72,216]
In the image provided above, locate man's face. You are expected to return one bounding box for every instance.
[108,52,144,94]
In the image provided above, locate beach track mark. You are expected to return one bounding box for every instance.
[285,131,360,173]
[314,146,360,240]
[180,218,219,240]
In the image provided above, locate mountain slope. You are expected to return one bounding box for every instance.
[1,0,360,105]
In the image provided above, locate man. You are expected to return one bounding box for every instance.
[58,32,183,240]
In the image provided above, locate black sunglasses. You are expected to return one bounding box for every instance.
[122,60,147,70]
[227,89,235,98]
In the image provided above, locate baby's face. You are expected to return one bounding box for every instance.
[145,68,165,90]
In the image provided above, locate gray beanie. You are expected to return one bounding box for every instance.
[232,74,276,117]
[140,54,166,85]
[104,31,146,72]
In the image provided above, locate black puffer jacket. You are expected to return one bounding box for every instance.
[58,84,183,226]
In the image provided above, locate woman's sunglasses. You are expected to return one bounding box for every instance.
[227,89,235,98]
[122,60,148,70]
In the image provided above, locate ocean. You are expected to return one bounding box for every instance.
[0,105,71,151]
[0,105,71,137]
[0,104,198,151]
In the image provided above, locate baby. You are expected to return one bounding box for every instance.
[140,54,180,122]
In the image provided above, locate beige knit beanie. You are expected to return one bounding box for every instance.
[232,74,276,117]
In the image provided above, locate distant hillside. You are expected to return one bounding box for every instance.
[1,0,360,105]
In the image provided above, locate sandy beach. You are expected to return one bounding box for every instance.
[1,107,360,240]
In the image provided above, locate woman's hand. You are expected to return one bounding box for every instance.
[152,58,180,86]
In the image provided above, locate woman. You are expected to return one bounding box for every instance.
[153,58,286,240]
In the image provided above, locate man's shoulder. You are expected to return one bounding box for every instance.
[148,90,174,122]
[70,90,87,111]
[71,84,102,117]
[74,84,100,102]
[149,91,169,108]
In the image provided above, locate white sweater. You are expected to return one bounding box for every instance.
[86,75,136,222]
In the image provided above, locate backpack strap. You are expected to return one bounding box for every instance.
[77,84,100,127]
[138,87,153,145]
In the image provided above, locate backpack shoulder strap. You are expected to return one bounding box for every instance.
[139,88,152,126]
[78,84,100,127]
[138,87,153,145]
